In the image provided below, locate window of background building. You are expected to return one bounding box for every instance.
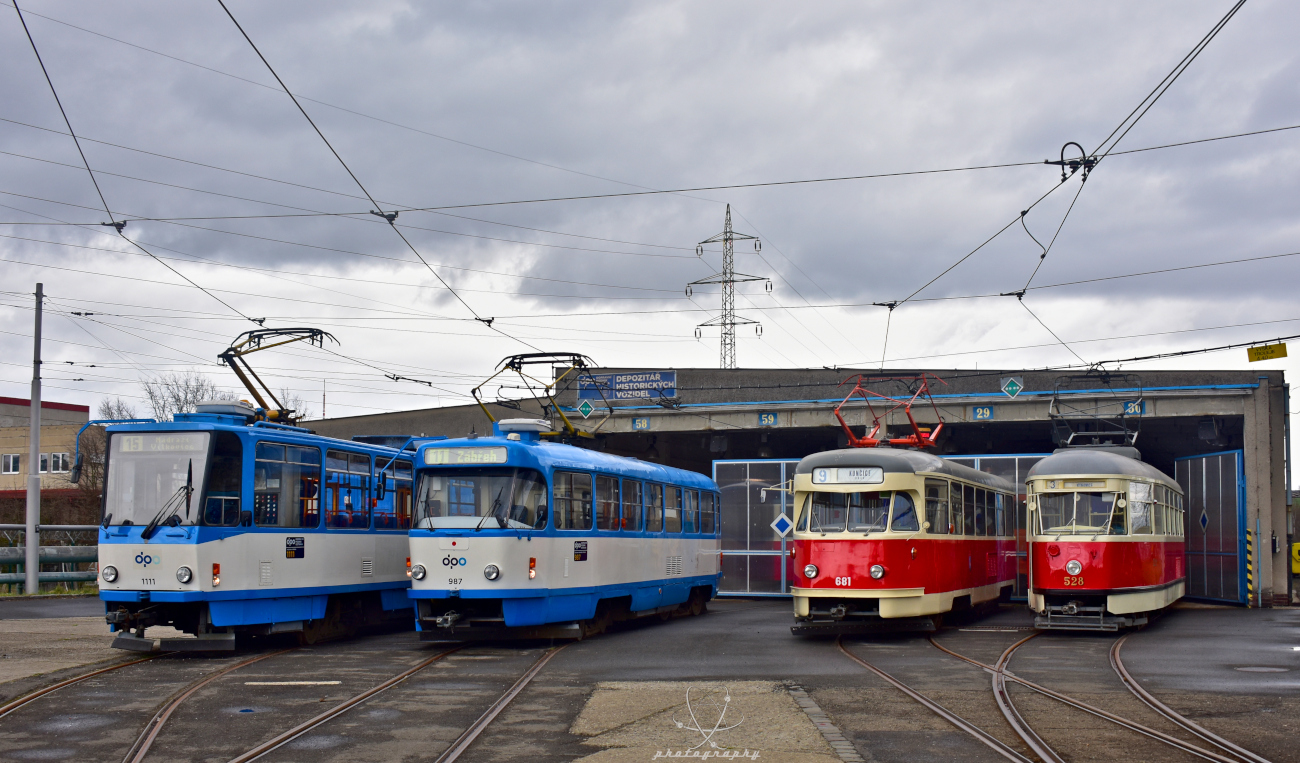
[1,454,18,474]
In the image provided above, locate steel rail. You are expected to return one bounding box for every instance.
[226,646,462,763]
[432,644,570,763]
[834,636,1033,763]
[1110,635,1273,763]
[124,648,294,763]
[990,633,1065,763]
[0,654,163,719]
[930,636,1237,763]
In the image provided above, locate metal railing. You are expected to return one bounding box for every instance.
[0,525,100,587]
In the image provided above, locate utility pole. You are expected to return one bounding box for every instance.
[686,205,770,369]
[322,379,326,419]
[25,283,42,595]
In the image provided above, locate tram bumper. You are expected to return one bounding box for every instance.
[791,587,939,634]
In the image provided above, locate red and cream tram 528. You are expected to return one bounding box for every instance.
[1026,447,1186,631]
[790,449,1017,633]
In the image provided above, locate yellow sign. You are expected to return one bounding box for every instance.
[1247,342,1287,362]
[423,446,508,466]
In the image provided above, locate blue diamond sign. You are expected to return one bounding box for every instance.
[577,400,594,418]
[1000,376,1024,398]
[770,513,793,538]
[1199,509,1209,532]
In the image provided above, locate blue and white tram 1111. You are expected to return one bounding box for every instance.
[97,401,417,651]
[408,419,721,639]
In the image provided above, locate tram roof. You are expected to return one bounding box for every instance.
[1026,447,1180,490]
[417,436,717,490]
[794,448,1015,492]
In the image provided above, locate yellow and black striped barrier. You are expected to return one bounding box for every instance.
[1245,529,1255,607]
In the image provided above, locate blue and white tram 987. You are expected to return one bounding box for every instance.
[408,419,721,639]
[97,401,417,651]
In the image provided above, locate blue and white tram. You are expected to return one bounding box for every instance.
[408,419,721,639]
[97,401,418,651]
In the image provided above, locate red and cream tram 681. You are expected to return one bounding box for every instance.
[790,449,1017,633]
[1026,447,1186,630]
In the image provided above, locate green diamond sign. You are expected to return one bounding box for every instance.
[577,400,594,418]
[1000,376,1024,398]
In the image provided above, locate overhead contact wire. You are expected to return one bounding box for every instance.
[10,0,258,325]
[215,0,539,352]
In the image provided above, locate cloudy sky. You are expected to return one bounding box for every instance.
[1,1,1298,457]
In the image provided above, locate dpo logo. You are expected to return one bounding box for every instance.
[134,553,156,567]
[442,555,467,568]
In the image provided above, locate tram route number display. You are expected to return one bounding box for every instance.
[285,537,304,559]
[577,371,677,401]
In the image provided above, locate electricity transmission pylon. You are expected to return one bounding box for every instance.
[687,205,770,369]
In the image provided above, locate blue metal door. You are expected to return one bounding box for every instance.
[1176,450,1247,604]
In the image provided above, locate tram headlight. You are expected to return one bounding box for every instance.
[870,564,886,579]
[803,564,818,579]
[1065,560,1082,576]
[484,564,501,581]
[175,566,193,584]
[410,564,427,580]
[101,565,118,583]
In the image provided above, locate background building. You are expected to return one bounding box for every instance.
[0,396,92,524]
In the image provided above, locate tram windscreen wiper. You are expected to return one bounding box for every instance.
[141,460,193,540]
[475,485,509,532]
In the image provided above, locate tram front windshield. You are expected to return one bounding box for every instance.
[104,432,211,526]
[803,491,893,533]
[414,468,548,530]
[1037,492,1123,535]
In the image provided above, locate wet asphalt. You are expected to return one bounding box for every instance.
[0,598,1295,762]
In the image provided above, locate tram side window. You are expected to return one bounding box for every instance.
[665,487,683,533]
[622,480,643,531]
[554,471,594,530]
[994,493,1006,537]
[702,493,717,534]
[962,485,975,536]
[1129,482,1153,534]
[254,442,322,529]
[1159,486,1170,535]
[595,475,620,531]
[924,479,948,534]
[973,489,988,536]
[324,450,371,529]
[203,432,243,526]
[683,490,699,533]
[890,491,920,532]
[376,459,413,529]
[646,483,664,532]
[1174,492,1184,537]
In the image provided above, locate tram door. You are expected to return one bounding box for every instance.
[1176,451,1247,604]
[713,460,799,595]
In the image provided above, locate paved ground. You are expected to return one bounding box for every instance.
[0,595,102,620]
[0,597,1294,762]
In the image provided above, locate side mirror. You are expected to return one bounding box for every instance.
[69,453,84,484]
[376,476,386,501]
[240,510,253,527]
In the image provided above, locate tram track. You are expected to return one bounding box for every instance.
[0,653,164,720]
[930,632,1256,763]
[835,636,1034,763]
[1110,635,1272,763]
[124,648,296,763]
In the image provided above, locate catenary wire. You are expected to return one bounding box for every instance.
[9,0,257,324]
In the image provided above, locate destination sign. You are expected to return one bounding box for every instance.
[116,433,208,453]
[811,466,884,485]
[423,447,508,466]
[577,371,677,401]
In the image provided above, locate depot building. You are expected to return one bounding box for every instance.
[305,367,1292,608]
